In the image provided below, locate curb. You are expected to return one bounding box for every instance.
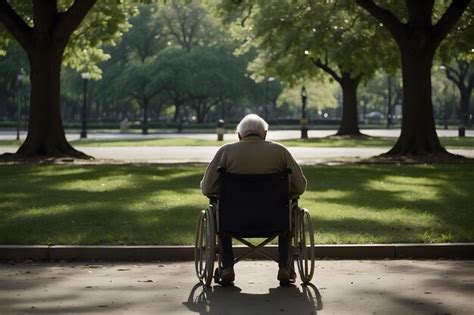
[1,243,473,262]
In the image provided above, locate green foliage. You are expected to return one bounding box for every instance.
[78,2,284,123]
[212,0,397,84]
[0,0,137,79]
[438,1,474,63]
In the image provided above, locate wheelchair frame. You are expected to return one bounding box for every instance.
[194,176,315,287]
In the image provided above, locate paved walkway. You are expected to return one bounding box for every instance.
[1,128,474,141]
[2,129,473,164]
[1,260,473,314]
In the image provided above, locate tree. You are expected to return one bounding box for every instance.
[438,5,474,128]
[444,60,473,127]
[0,0,135,158]
[112,4,168,134]
[160,1,208,52]
[0,41,28,120]
[155,44,262,123]
[212,0,396,136]
[356,0,471,156]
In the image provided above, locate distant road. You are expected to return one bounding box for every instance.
[0,128,473,141]
[1,129,473,164]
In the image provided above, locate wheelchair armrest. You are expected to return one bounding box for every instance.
[208,195,221,203]
[290,195,299,208]
[290,194,300,201]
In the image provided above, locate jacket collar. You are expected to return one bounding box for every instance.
[241,134,265,141]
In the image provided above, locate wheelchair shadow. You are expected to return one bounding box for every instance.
[183,283,323,314]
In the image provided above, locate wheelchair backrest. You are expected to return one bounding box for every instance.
[219,169,290,237]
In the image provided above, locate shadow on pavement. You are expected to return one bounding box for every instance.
[183,282,322,314]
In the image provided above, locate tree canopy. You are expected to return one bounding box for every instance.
[212,0,398,135]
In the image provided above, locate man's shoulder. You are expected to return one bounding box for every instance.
[264,140,291,152]
[219,141,239,150]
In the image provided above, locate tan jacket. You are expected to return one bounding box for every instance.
[201,135,307,196]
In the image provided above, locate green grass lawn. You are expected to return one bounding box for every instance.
[1,136,474,148]
[1,164,473,245]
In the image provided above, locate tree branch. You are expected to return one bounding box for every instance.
[446,67,464,91]
[445,64,461,82]
[355,0,404,43]
[446,68,458,83]
[0,0,32,51]
[56,0,97,39]
[241,4,253,27]
[433,0,470,46]
[311,58,342,83]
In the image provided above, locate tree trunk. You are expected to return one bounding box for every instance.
[173,102,181,122]
[446,61,473,128]
[355,0,470,158]
[458,83,472,127]
[196,101,204,124]
[0,0,97,159]
[336,74,362,136]
[311,59,363,137]
[16,46,89,158]
[142,97,149,135]
[386,46,445,155]
[386,75,393,128]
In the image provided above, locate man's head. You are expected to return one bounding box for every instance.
[236,114,269,140]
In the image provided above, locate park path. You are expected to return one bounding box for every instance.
[1,260,473,314]
[69,146,474,164]
[1,128,474,141]
[1,145,474,164]
[1,129,473,163]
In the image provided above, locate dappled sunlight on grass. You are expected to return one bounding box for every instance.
[364,177,442,202]
[0,164,473,245]
[52,177,137,192]
[301,164,474,244]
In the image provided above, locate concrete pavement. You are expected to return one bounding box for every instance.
[2,129,473,164]
[1,128,474,141]
[1,260,473,314]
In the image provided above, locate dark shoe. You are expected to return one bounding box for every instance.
[278,268,291,286]
[289,268,297,283]
[220,267,235,286]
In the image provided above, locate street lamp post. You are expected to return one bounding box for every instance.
[16,68,25,141]
[300,86,308,139]
[80,72,90,138]
[265,77,275,121]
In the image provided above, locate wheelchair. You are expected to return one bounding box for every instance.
[194,168,315,286]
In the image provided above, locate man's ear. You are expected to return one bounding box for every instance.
[238,132,242,140]
[263,131,267,140]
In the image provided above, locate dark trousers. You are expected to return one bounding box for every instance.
[221,233,290,269]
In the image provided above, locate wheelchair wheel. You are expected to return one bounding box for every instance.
[194,206,216,286]
[294,208,315,284]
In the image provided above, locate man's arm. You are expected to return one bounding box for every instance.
[200,148,224,196]
[285,150,307,195]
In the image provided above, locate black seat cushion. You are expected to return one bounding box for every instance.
[219,171,290,237]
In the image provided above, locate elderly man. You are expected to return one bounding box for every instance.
[201,114,307,286]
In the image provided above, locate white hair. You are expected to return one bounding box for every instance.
[236,114,269,138]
